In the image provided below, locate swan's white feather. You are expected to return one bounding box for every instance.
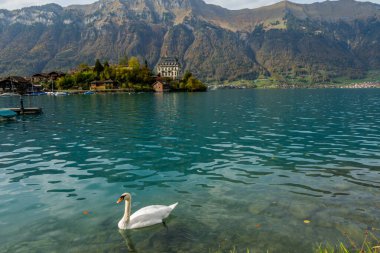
[118,202,178,230]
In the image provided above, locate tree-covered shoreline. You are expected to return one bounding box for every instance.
[51,57,207,92]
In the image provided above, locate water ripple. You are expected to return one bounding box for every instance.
[0,90,379,253]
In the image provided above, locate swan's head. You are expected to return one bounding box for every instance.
[116,192,131,204]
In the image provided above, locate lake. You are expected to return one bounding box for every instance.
[0,89,379,253]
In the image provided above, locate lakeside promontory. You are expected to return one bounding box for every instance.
[0,57,207,94]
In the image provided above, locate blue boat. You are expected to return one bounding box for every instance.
[0,109,17,120]
[27,92,47,96]
[83,91,95,95]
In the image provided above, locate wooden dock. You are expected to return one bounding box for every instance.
[7,108,42,115]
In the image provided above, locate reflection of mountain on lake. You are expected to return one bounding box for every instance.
[0,89,379,252]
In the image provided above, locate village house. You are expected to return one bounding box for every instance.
[31,73,49,83]
[0,76,40,94]
[152,80,171,92]
[48,71,66,80]
[31,71,65,84]
[90,80,117,90]
[156,57,180,80]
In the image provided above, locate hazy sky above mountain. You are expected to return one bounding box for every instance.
[0,0,380,10]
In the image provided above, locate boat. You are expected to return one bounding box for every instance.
[0,109,17,120]
[0,93,19,97]
[27,92,47,96]
[54,92,68,96]
[83,91,95,95]
[47,79,55,95]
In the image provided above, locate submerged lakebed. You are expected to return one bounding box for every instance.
[0,89,379,252]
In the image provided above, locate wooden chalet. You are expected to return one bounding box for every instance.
[48,71,65,80]
[0,76,39,94]
[31,71,65,84]
[31,73,49,83]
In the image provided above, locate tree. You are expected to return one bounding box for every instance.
[56,76,75,90]
[119,56,128,66]
[186,76,207,92]
[128,57,140,70]
[178,71,193,89]
[114,66,130,85]
[183,71,192,83]
[73,71,96,89]
[94,59,104,75]
[78,63,90,72]
[100,60,114,80]
[137,64,154,84]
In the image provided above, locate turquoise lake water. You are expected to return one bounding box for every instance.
[0,89,379,252]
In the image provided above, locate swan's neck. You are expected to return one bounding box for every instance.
[122,199,131,223]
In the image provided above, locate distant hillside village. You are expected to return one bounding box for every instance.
[0,57,207,94]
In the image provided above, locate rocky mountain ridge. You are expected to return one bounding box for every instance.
[0,0,379,82]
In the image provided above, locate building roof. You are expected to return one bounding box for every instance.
[32,72,65,78]
[32,73,49,78]
[6,76,31,84]
[48,71,65,76]
[157,57,180,67]
[154,80,170,86]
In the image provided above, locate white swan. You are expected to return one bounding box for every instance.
[116,192,178,230]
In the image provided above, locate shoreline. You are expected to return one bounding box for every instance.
[1,82,380,96]
[208,81,380,90]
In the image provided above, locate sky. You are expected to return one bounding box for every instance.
[0,0,379,11]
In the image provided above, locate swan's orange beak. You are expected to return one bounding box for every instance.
[116,197,124,204]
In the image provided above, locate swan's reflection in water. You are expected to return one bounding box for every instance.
[118,230,137,252]
[118,222,172,252]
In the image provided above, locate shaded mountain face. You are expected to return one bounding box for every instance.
[0,0,379,81]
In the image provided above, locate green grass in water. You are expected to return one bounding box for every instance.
[316,228,380,253]
[211,247,251,253]
[211,228,380,253]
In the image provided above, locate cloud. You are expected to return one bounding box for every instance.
[0,0,94,10]
[0,0,380,10]
[206,0,280,9]
[206,0,380,9]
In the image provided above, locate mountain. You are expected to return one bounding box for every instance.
[0,0,379,82]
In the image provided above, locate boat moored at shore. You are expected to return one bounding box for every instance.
[0,109,17,120]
